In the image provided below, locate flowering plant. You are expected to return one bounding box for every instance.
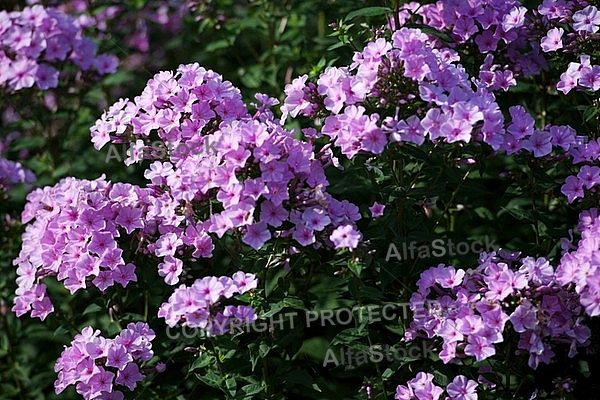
[1,1,600,400]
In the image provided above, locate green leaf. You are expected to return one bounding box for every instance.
[53,326,69,337]
[82,303,102,315]
[190,353,214,371]
[579,360,591,378]
[433,370,448,386]
[584,105,598,122]
[51,163,71,179]
[259,343,270,358]
[500,206,534,223]
[235,383,263,400]
[261,302,283,318]
[102,71,134,87]
[327,41,348,51]
[331,328,367,346]
[347,259,363,277]
[10,136,46,151]
[205,39,231,53]
[282,297,307,310]
[225,377,237,397]
[382,368,395,380]
[195,370,222,389]
[345,6,391,21]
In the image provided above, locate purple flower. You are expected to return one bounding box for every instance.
[7,57,37,91]
[557,71,578,94]
[540,27,564,52]
[115,363,144,391]
[92,270,115,293]
[280,75,312,123]
[510,302,538,333]
[292,225,316,246]
[502,6,527,31]
[330,225,362,250]
[397,115,426,145]
[440,118,472,143]
[446,375,478,400]
[577,165,600,189]
[464,336,496,361]
[106,344,133,371]
[158,256,183,285]
[0,5,118,93]
[243,221,271,250]
[154,232,183,258]
[507,106,534,139]
[158,272,258,336]
[112,263,137,288]
[579,65,600,91]
[87,368,115,398]
[35,63,58,90]
[522,130,552,157]
[302,207,331,231]
[95,54,119,75]
[231,271,258,293]
[573,5,600,33]
[561,175,584,203]
[368,202,385,218]
[54,324,155,398]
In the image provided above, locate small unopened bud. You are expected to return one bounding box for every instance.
[0,298,8,316]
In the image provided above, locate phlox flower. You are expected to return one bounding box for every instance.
[502,6,527,31]
[561,175,584,203]
[154,232,183,258]
[158,256,183,285]
[243,221,271,250]
[464,335,496,361]
[115,363,144,391]
[368,202,385,218]
[292,225,316,246]
[573,5,600,33]
[446,375,478,400]
[330,225,362,250]
[522,130,552,157]
[540,27,563,52]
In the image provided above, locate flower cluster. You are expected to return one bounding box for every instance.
[394,372,478,400]
[282,28,505,157]
[26,0,187,54]
[91,63,363,252]
[54,323,156,400]
[158,271,258,336]
[0,157,35,195]
[281,18,600,211]
[0,5,118,93]
[283,25,584,164]
[557,54,600,94]
[406,251,591,369]
[556,208,600,317]
[394,1,546,77]
[12,176,155,319]
[561,164,600,203]
[90,63,247,154]
[535,2,600,93]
